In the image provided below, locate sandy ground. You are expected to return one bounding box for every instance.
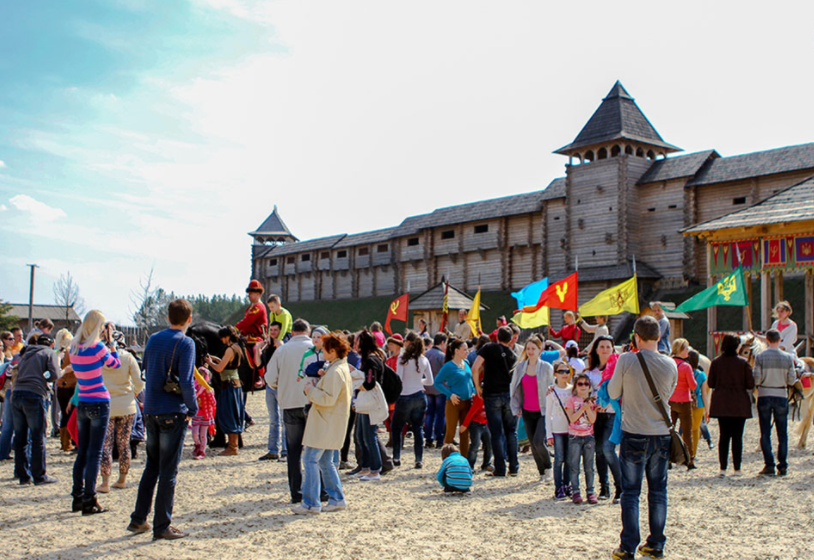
[1,395,813,560]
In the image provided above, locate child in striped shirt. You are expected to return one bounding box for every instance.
[437,444,473,493]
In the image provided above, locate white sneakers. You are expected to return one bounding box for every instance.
[541,470,553,483]
[290,504,320,515]
[359,473,381,482]
[322,502,347,512]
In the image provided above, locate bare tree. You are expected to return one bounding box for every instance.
[53,271,86,323]
[130,267,173,346]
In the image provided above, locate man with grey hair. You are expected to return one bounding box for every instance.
[754,328,797,477]
[265,318,316,503]
[650,302,671,355]
[608,315,677,560]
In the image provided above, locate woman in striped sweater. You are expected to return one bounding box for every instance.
[69,310,121,515]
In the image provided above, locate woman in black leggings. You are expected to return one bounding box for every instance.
[707,334,755,476]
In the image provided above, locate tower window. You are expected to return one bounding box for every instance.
[301,254,310,262]
[441,230,455,240]
[474,224,489,234]
[286,256,295,264]
[377,244,389,253]
[668,204,677,209]
[358,247,369,256]
[269,259,278,266]
[320,251,330,260]
[407,237,420,246]
[337,250,347,258]
[733,197,746,205]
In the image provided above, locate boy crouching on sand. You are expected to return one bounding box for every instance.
[437,444,473,493]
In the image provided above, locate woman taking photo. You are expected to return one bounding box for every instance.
[69,310,120,515]
[669,338,697,470]
[434,339,476,459]
[98,327,143,493]
[205,326,245,456]
[510,337,554,482]
[354,330,386,481]
[708,334,754,476]
[293,332,354,514]
[585,335,622,502]
[392,335,434,469]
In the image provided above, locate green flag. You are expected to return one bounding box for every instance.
[675,267,748,313]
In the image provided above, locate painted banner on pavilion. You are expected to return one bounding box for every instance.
[709,234,814,274]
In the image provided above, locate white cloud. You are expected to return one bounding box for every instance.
[9,194,67,223]
[0,204,7,211]
[0,160,6,168]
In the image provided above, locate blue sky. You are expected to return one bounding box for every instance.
[1,0,813,324]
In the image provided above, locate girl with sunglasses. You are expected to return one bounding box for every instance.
[565,372,598,504]
[545,360,573,500]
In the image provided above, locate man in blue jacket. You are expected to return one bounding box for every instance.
[127,299,198,540]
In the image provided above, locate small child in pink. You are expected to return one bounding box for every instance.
[565,372,598,504]
[192,367,217,459]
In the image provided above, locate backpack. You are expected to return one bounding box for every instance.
[380,363,402,405]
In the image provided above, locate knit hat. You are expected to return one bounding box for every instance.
[246,279,264,294]
[386,334,404,347]
[312,326,328,337]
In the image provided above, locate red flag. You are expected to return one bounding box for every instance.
[517,272,578,313]
[384,293,409,335]
[438,279,450,332]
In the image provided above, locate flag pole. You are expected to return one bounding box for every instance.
[734,244,753,332]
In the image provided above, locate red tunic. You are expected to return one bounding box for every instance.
[549,323,581,345]
[235,302,268,344]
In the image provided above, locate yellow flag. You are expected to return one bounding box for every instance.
[511,307,550,329]
[578,275,640,317]
[466,289,483,335]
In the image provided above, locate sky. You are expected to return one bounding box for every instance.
[1,0,813,325]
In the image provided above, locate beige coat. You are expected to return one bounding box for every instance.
[102,351,144,418]
[302,358,353,450]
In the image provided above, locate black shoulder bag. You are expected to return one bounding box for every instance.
[636,352,689,466]
[163,339,183,395]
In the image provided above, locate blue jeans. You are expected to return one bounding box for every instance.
[356,413,382,473]
[552,433,570,490]
[757,396,789,471]
[466,422,492,469]
[301,447,343,510]
[0,388,16,460]
[424,393,446,443]
[619,432,671,554]
[284,407,307,502]
[12,390,48,482]
[483,393,518,476]
[391,392,427,463]
[131,413,188,536]
[567,434,595,495]
[595,412,622,489]
[265,387,286,455]
[72,401,110,501]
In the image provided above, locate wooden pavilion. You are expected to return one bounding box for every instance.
[682,175,814,357]
[409,280,488,334]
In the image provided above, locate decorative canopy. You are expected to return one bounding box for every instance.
[409,281,489,311]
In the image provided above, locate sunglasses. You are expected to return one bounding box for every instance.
[555,369,570,374]
[576,382,591,387]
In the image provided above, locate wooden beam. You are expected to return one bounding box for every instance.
[773,270,783,303]
[806,269,813,357]
[743,270,753,332]
[706,243,715,357]
[761,270,771,331]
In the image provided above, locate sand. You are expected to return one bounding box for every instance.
[1,395,813,560]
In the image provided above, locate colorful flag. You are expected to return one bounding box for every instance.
[438,279,450,332]
[764,238,786,266]
[518,272,578,314]
[384,293,409,335]
[578,275,639,317]
[795,236,814,263]
[466,289,483,336]
[510,278,550,329]
[675,267,748,313]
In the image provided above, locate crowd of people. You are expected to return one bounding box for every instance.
[0,290,811,558]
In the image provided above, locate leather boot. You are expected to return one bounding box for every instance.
[60,428,74,452]
[219,434,239,456]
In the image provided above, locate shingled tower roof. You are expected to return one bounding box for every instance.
[249,205,298,244]
[555,81,681,155]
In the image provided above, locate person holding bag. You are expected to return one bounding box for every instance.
[607,316,678,560]
[352,331,386,481]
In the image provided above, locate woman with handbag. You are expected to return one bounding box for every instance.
[69,310,121,515]
[204,326,245,456]
[707,334,754,477]
[509,337,554,483]
[292,332,354,514]
[352,331,386,481]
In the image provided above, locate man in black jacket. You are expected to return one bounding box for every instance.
[12,334,60,485]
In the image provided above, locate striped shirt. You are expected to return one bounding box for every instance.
[71,342,120,402]
[436,452,473,490]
